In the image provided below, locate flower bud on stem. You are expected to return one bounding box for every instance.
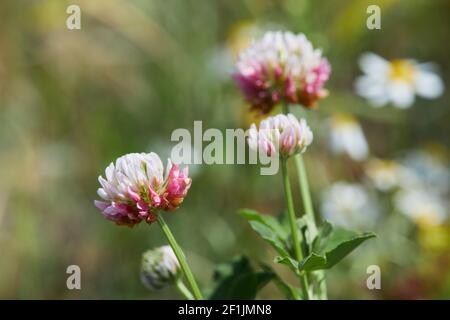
[283,102,328,300]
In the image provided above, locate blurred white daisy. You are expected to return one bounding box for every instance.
[394,188,448,227]
[321,182,378,229]
[365,158,404,192]
[327,113,368,161]
[393,146,449,227]
[399,148,450,196]
[355,53,444,108]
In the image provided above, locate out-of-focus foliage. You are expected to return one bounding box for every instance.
[0,0,449,299]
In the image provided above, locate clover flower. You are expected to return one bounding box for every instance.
[248,113,313,157]
[327,113,369,161]
[141,246,181,290]
[94,153,191,227]
[355,53,444,108]
[234,31,331,113]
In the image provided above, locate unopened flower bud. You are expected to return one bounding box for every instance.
[248,113,313,158]
[140,246,181,290]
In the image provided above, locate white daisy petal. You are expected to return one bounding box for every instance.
[388,81,415,108]
[415,70,444,99]
[358,52,389,75]
[355,76,386,98]
[328,115,369,161]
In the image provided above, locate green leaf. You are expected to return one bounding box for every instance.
[239,209,289,257]
[321,228,376,268]
[276,252,327,272]
[295,216,316,255]
[298,252,328,271]
[320,220,333,239]
[239,209,287,238]
[208,256,274,300]
[261,264,301,300]
[297,215,318,246]
[274,279,301,300]
[274,256,298,270]
[312,220,333,252]
[298,225,376,272]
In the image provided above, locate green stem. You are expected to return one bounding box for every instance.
[157,215,204,300]
[281,158,310,300]
[176,279,195,300]
[295,155,317,232]
[295,154,327,300]
[283,102,328,300]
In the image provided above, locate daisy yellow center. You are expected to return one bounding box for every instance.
[416,210,439,227]
[331,113,357,128]
[419,225,449,251]
[377,160,398,172]
[389,60,416,83]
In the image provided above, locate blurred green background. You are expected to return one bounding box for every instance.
[0,0,449,299]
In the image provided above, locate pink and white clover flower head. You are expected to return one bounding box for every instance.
[94,153,191,227]
[248,113,313,158]
[234,31,331,113]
